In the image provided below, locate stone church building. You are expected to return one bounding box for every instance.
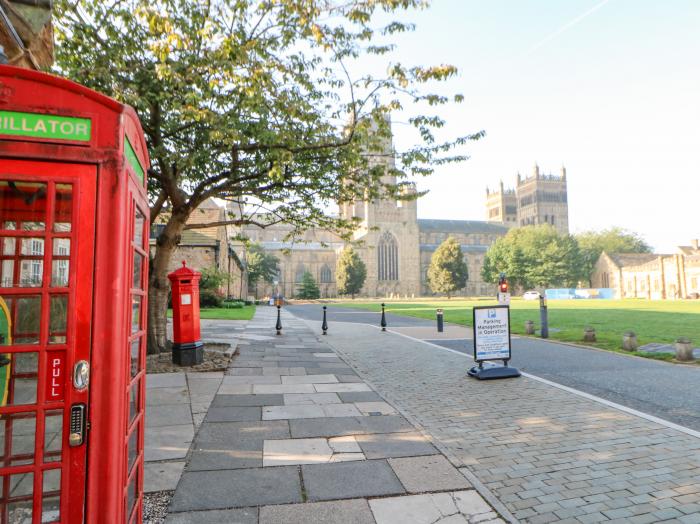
[237,127,570,299]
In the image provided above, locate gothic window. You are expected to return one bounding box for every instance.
[320,265,332,283]
[295,265,306,282]
[378,231,399,281]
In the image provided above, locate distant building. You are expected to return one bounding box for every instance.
[486,164,569,235]
[592,240,700,299]
[0,1,53,69]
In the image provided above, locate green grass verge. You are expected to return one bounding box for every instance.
[168,305,256,321]
[332,298,699,361]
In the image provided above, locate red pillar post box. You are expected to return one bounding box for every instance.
[168,262,203,366]
[0,66,150,523]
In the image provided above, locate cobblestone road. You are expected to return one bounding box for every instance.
[315,320,700,524]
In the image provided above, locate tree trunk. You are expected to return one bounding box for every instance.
[147,211,189,354]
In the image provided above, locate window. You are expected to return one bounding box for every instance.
[320,265,332,283]
[378,231,398,281]
[295,265,306,282]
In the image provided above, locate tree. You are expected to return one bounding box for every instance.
[576,227,651,285]
[54,0,480,353]
[481,225,584,291]
[427,237,467,298]
[297,271,321,299]
[246,244,279,297]
[336,247,366,298]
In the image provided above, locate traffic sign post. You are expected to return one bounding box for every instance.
[468,305,521,380]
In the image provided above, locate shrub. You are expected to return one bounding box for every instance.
[199,288,224,308]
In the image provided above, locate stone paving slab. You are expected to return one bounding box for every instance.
[165,507,258,524]
[388,455,471,493]
[144,461,186,493]
[211,394,283,407]
[355,431,439,459]
[289,415,416,438]
[301,459,406,501]
[170,466,303,511]
[204,406,262,422]
[145,423,194,461]
[259,499,375,524]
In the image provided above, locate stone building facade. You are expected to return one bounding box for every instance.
[486,164,569,234]
[240,125,514,299]
[591,240,700,300]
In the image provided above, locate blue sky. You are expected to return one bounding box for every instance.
[362,0,700,251]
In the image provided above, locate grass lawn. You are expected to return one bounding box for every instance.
[333,298,700,360]
[168,305,256,321]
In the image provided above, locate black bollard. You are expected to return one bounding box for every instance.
[276,304,282,335]
[322,306,328,335]
[539,295,548,339]
[436,308,444,333]
[380,303,387,331]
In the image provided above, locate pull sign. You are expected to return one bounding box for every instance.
[69,404,87,447]
[46,351,65,401]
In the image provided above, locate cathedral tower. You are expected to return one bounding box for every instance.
[516,163,569,234]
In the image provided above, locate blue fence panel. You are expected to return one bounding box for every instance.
[545,288,614,300]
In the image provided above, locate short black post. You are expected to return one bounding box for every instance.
[276,304,282,336]
[380,303,387,331]
[322,306,328,335]
[539,295,549,339]
[436,308,444,333]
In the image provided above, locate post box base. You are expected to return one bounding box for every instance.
[172,342,204,366]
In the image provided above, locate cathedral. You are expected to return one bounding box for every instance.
[240,127,570,299]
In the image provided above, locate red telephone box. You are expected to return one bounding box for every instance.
[168,262,203,366]
[0,66,149,523]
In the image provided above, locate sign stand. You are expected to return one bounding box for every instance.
[468,305,521,380]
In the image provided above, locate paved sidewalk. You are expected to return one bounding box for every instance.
[145,371,224,493]
[313,320,700,524]
[164,308,505,523]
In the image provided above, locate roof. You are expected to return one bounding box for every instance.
[417,219,509,235]
[259,241,344,251]
[420,244,488,254]
[179,229,218,246]
[607,253,661,268]
[677,246,700,256]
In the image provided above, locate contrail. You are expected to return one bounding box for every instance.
[525,0,612,56]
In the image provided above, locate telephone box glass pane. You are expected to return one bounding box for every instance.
[1,259,12,287]
[49,295,68,344]
[131,296,141,334]
[0,181,47,231]
[41,469,60,523]
[0,295,40,344]
[133,209,144,247]
[2,236,15,255]
[3,471,33,523]
[130,339,139,377]
[7,352,39,405]
[19,259,43,287]
[0,412,36,465]
[133,252,142,290]
[127,423,139,473]
[129,381,139,423]
[53,184,72,233]
[44,410,63,463]
[125,469,138,524]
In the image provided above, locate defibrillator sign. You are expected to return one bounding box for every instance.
[473,305,511,361]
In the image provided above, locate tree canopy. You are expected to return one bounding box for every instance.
[246,243,280,289]
[297,271,321,299]
[336,246,366,298]
[481,225,583,291]
[53,0,479,352]
[576,227,651,285]
[427,237,468,297]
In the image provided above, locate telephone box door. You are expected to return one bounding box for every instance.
[0,160,96,523]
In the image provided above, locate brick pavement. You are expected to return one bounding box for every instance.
[317,320,700,524]
[164,308,506,523]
